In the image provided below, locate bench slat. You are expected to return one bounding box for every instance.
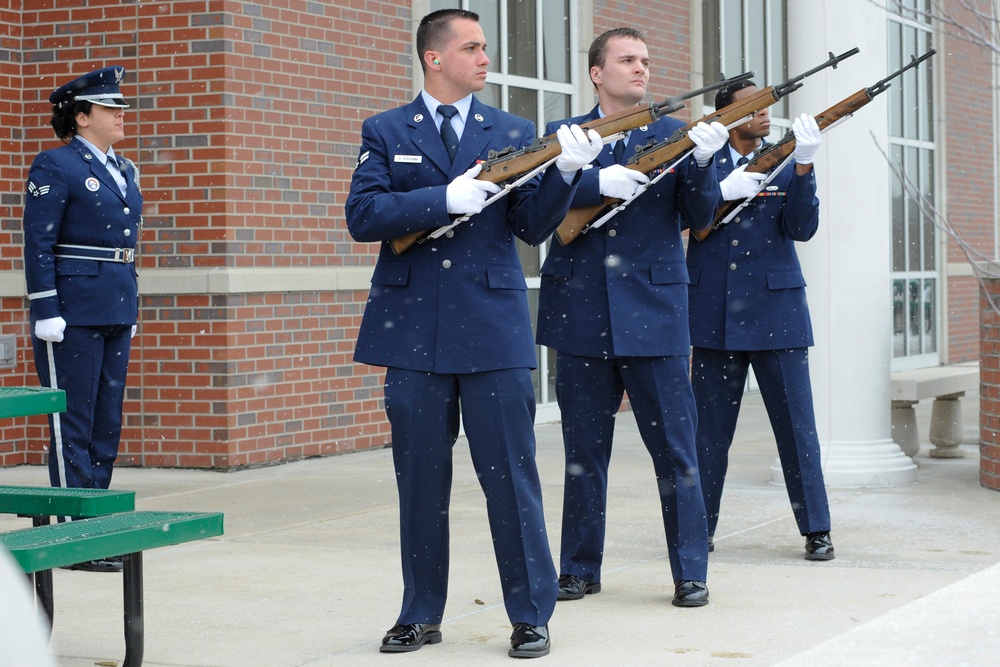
[0,510,224,573]
[0,386,66,418]
[0,485,135,517]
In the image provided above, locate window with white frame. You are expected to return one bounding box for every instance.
[887,3,937,366]
[702,0,789,133]
[428,0,577,406]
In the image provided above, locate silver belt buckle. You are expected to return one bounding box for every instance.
[117,248,135,263]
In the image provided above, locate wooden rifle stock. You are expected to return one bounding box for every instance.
[689,89,875,242]
[387,101,673,255]
[388,72,757,254]
[554,86,788,246]
[692,49,934,242]
[555,48,862,245]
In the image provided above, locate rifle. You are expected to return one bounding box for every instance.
[387,72,755,255]
[691,49,936,242]
[555,48,860,245]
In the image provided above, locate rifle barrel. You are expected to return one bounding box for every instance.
[867,49,936,97]
[653,70,755,117]
[774,47,860,98]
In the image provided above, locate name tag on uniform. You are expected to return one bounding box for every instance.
[394,155,422,164]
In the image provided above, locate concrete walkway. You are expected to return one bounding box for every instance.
[1,392,997,666]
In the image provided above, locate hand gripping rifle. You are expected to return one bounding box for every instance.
[691,49,936,242]
[554,47,860,245]
[387,72,755,255]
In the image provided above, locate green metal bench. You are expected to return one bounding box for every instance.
[0,385,66,418]
[0,510,224,667]
[0,485,137,623]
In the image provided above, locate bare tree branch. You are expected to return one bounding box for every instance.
[880,0,999,54]
[870,130,1000,316]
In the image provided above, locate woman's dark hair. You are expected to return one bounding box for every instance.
[50,100,92,141]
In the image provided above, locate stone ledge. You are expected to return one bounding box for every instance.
[0,267,375,298]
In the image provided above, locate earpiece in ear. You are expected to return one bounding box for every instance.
[433,59,440,65]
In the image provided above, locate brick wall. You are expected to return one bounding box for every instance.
[1,0,404,469]
[594,1,693,105]
[942,1,996,363]
[978,272,1000,491]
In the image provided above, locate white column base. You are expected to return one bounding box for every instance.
[769,439,918,488]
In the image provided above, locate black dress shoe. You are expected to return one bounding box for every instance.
[805,532,835,561]
[61,555,123,573]
[509,623,549,658]
[379,623,442,653]
[672,580,709,607]
[557,574,601,601]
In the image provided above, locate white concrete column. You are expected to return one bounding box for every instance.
[772,0,917,487]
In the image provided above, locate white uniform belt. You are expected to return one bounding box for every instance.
[54,244,135,264]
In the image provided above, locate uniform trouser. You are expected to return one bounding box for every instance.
[691,347,831,538]
[555,353,708,585]
[31,324,132,490]
[382,367,557,627]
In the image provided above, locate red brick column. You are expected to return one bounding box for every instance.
[979,267,1000,491]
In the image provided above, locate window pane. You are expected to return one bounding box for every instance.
[508,86,537,124]
[480,82,500,107]
[721,1,744,78]
[703,0,722,101]
[766,0,788,118]
[891,144,905,271]
[920,148,935,271]
[923,278,936,352]
[918,30,934,141]
[902,27,918,139]
[543,92,570,127]
[905,146,920,271]
[747,0,766,82]
[541,0,570,82]
[470,0,501,65]
[892,279,905,358]
[888,22,903,136]
[908,279,921,354]
[507,0,537,77]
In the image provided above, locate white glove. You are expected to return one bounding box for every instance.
[688,121,729,164]
[34,317,66,343]
[554,124,603,177]
[599,164,650,200]
[792,113,821,165]
[445,163,502,216]
[131,325,137,339]
[719,165,767,201]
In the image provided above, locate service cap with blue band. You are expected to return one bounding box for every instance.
[49,66,130,109]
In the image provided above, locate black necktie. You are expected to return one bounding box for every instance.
[613,133,629,164]
[737,156,749,167]
[438,104,460,161]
